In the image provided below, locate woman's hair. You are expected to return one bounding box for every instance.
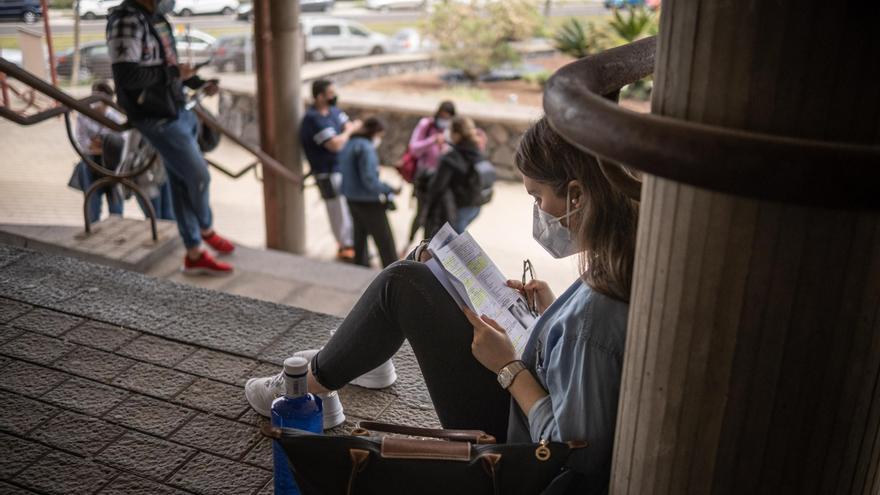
[435,100,456,118]
[515,117,640,302]
[450,116,478,146]
[91,80,114,97]
[352,116,385,140]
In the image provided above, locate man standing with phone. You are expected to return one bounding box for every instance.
[108,0,235,275]
[300,79,362,262]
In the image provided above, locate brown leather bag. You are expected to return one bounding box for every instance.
[263,421,586,495]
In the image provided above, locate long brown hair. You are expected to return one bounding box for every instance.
[515,117,640,302]
[450,116,478,147]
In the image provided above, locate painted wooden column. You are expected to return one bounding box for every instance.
[610,1,880,494]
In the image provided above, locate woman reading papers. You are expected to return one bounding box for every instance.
[244,117,641,494]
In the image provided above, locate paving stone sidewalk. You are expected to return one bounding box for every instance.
[0,244,439,495]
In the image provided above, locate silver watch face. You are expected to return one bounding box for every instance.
[498,368,513,388]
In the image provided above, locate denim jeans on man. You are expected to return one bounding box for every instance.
[133,109,212,248]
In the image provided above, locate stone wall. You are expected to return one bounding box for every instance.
[216,48,552,181]
[218,90,534,181]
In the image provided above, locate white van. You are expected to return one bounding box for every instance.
[78,0,123,19]
[172,0,239,16]
[302,17,390,62]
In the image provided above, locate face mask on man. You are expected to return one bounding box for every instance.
[532,189,582,259]
[156,0,176,14]
[373,137,382,149]
[327,95,339,107]
[435,118,450,130]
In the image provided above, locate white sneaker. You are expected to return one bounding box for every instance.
[244,363,346,430]
[351,359,397,389]
[294,349,397,390]
[319,391,345,430]
[244,371,284,418]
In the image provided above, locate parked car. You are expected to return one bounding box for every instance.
[301,0,334,12]
[0,0,42,24]
[366,0,425,12]
[56,41,112,79]
[173,0,239,17]
[211,34,252,72]
[302,17,389,62]
[78,0,123,19]
[391,28,431,53]
[603,0,645,8]
[175,28,217,65]
[235,0,333,20]
[0,47,22,66]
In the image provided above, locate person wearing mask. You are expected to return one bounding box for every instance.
[245,116,641,494]
[423,116,487,235]
[107,0,235,275]
[404,101,455,249]
[339,117,400,268]
[300,79,363,262]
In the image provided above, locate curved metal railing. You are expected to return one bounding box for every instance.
[543,36,880,210]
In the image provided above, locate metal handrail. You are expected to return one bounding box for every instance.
[543,36,880,210]
[0,57,302,187]
[1,57,307,241]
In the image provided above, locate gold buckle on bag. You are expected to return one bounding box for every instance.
[535,439,551,461]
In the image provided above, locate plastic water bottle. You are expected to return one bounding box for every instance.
[272,356,323,495]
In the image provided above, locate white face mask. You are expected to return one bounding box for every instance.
[373,137,383,149]
[532,190,582,259]
[435,118,451,130]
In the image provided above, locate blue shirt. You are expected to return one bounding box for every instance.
[507,279,629,490]
[299,106,350,175]
[340,137,394,202]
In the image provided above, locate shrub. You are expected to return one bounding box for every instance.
[424,0,543,82]
[606,6,658,44]
[552,18,608,59]
[523,70,552,88]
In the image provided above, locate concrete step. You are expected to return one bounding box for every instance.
[0,219,378,317]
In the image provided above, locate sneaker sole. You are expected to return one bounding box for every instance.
[180,267,234,277]
[323,407,346,430]
[350,368,398,389]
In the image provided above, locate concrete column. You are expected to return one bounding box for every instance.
[254,0,305,253]
[611,1,880,494]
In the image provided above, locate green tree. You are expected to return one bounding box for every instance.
[424,0,543,82]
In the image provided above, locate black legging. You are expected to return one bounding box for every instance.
[311,261,511,441]
[348,200,398,268]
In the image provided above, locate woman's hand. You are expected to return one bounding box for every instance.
[506,279,555,314]
[463,307,516,374]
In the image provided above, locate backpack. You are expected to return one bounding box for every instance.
[396,149,419,183]
[471,159,496,206]
[396,119,438,183]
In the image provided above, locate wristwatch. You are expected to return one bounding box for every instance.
[497,360,528,390]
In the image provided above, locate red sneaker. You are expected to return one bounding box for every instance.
[336,246,355,263]
[203,231,235,254]
[182,251,234,276]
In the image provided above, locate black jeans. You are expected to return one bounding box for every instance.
[348,200,398,268]
[312,261,511,441]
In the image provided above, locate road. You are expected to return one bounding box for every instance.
[0,1,606,36]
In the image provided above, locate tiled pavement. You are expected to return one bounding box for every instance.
[0,244,439,495]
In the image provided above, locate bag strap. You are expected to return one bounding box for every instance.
[357,421,496,445]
